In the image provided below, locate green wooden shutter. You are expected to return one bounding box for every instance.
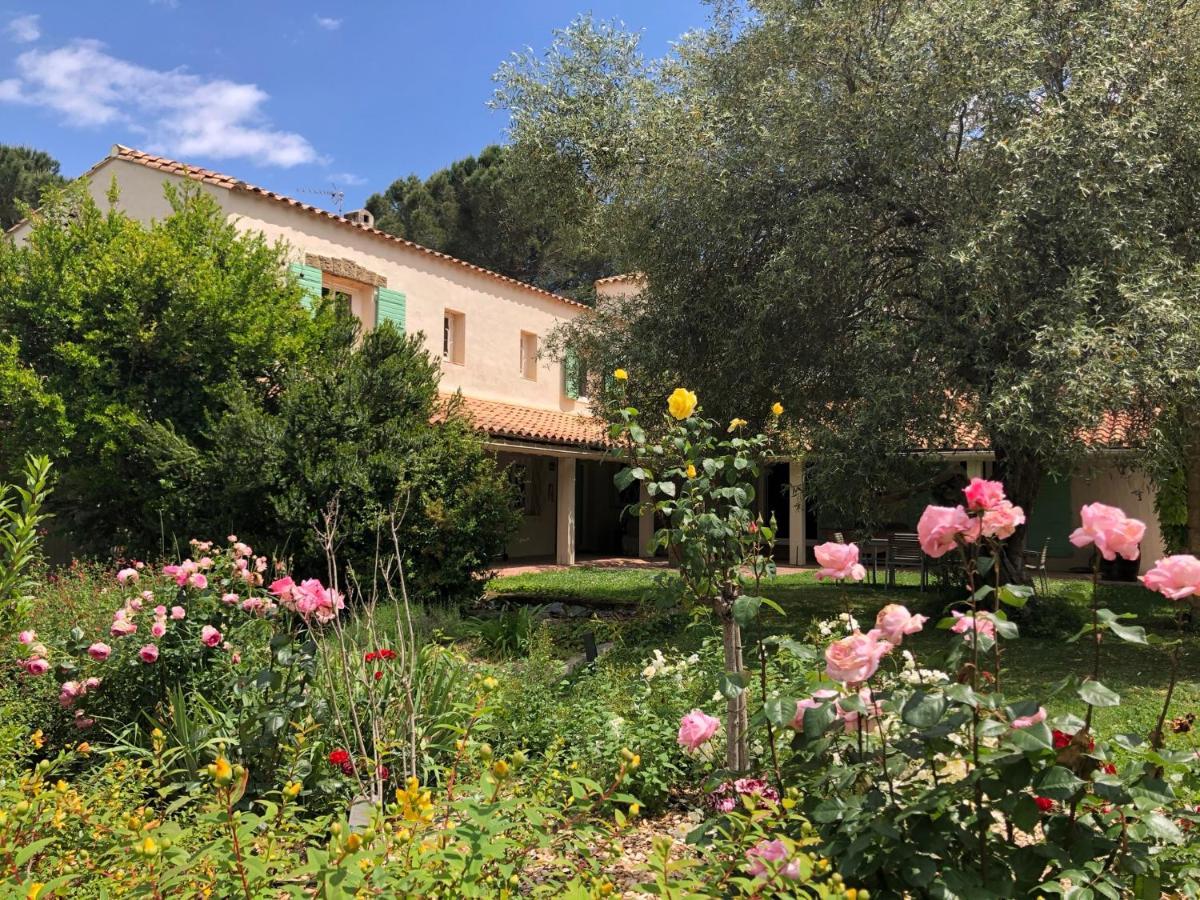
[563,347,580,399]
[1026,474,1073,557]
[374,287,406,332]
[288,262,323,310]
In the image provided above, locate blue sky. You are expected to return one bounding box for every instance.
[0,1,707,210]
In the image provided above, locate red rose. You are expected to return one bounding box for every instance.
[1102,763,1117,775]
[1052,729,1071,749]
[377,765,389,780]
[364,651,377,662]
[379,649,397,661]
[374,670,383,681]
[1034,796,1054,812]
[328,748,350,766]
[340,760,355,775]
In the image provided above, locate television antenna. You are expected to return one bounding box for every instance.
[298,185,345,215]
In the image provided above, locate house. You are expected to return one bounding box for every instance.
[8,147,1166,574]
[8,145,647,567]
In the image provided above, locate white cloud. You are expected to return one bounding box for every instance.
[314,15,342,31]
[0,39,321,167]
[7,14,40,43]
[327,171,366,186]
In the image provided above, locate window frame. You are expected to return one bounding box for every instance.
[519,331,538,381]
[443,309,465,365]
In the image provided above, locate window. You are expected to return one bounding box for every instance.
[321,285,352,308]
[520,331,538,380]
[443,310,465,364]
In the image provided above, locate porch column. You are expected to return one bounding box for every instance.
[966,459,984,480]
[638,482,656,558]
[788,459,806,566]
[556,457,577,566]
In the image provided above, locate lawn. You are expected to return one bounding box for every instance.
[489,566,1200,744]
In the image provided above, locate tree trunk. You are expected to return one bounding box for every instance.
[1185,437,1200,555]
[719,592,748,772]
[992,444,1042,585]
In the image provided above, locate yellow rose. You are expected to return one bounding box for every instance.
[771,402,784,416]
[613,368,628,381]
[727,418,747,432]
[686,464,697,479]
[667,388,697,420]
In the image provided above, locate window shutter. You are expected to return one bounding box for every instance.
[374,287,406,332]
[288,262,323,310]
[563,347,580,399]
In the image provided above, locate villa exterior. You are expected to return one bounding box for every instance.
[9,147,1166,573]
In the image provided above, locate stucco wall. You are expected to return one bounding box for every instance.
[63,157,589,413]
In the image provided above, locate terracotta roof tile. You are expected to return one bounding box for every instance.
[107,146,587,311]
[440,394,609,449]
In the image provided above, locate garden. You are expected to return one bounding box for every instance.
[3,383,1198,898]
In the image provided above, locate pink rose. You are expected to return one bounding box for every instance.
[981,500,1026,540]
[677,709,721,750]
[838,688,883,735]
[128,598,143,612]
[162,564,186,586]
[153,605,167,617]
[1141,554,1200,601]
[73,710,95,730]
[116,567,139,585]
[87,642,111,661]
[110,618,137,638]
[151,620,167,639]
[83,676,101,692]
[874,604,927,645]
[187,573,208,590]
[221,593,239,606]
[138,644,159,664]
[59,681,82,708]
[17,629,35,645]
[234,542,252,558]
[1069,502,1145,561]
[1011,706,1047,729]
[140,590,155,602]
[963,478,1007,511]
[269,576,297,598]
[951,610,997,640]
[825,631,891,684]
[745,839,801,880]
[197,556,214,570]
[813,542,867,582]
[171,606,186,619]
[789,689,840,730]
[23,657,49,676]
[200,625,222,648]
[917,505,978,558]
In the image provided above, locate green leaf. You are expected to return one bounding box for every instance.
[719,672,746,699]
[732,595,763,627]
[1007,722,1054,753]
[901,690,946,729]
[1077,680,1120,708]
[765,696,796,728]
[1036,765,1085,800]
[999,584,1033,608]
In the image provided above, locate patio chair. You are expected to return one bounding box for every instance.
[886,533,928,590]
[1024,538,1050,596]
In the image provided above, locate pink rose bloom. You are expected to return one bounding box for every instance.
[73,710,95,730]
[963,478,1007,511]
[745,839,801,880]
[1070,502,1145,561]
[1011,706,1047,729]
[162,564,186,586]
[151,620,167,639]
[230,651,241,664]
[951,610,997,640]
[234,542,252,558]
[839,688,883,735]
[1141,554,1200,601]
[874,604,927,645]
[141,591,155,602]
[269,576,297,598]
[187,573,208,590]
[200,625,222,648]
[153,605,167,617]
[110,618,137,638]
[241,597,265,613]
[87,642,111,661]
[170,605,186,619]
[59,681,82,708]
[789,688,840,729]
[981,500,1026,540]
[116,567,139,585]
[83,676,101,692]
[813,542,867,582]
[197,556,214,570]
[17,629,35,645]
[917,505,977,558]
[677,709,721,750]
[221,593,239,606]
[128,597,143,612]
[23,657,50,676]
[138,644,159,664]
[824,631,891,684]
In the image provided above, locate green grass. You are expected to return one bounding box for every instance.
[488,567,1200,744]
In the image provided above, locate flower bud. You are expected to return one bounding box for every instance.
[479,743,493,761]
[345,833,362,852]
[330,822,343,837]
[510,750,526,769]
[492,760,510,779]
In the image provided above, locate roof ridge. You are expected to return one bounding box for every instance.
[107,146,587,310]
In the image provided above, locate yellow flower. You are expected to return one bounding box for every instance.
[26,883,44,900]
[686,464,697,479]
[139,836,159,856]
[211,756,233,786]
[283,781,302,798]
[29,730,44,750]
[771,401,784,416]
[667,388,697,420]
[727,418,747,432]
[75,741,91,756]
[344,832,363,852]
[613,368,628,381]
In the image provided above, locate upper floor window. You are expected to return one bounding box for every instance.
[520,331,538,381]
[443,310,465,365]
[322,286,353,309]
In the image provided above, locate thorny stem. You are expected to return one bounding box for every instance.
[758,643,783,789]
[1150,609,1186,755]
[1084,553,1102,732]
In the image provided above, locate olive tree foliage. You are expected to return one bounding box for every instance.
[496,1,1200,573]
